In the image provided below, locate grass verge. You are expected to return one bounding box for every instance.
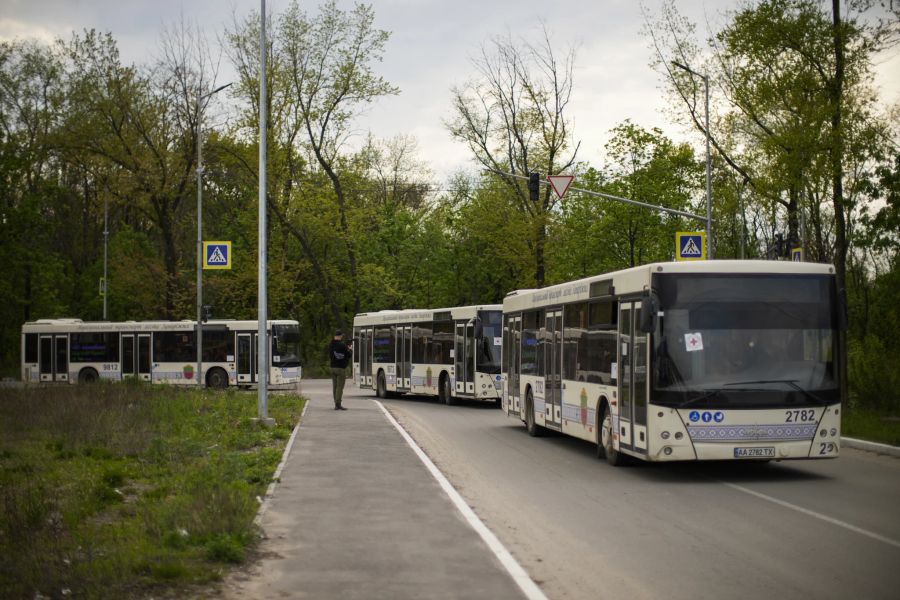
[0,381,304,599]
[843,408,900,447]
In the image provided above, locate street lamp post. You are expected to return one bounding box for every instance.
[196,82,232,388]
[672,61,713,259]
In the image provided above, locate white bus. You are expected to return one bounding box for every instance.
[502,260,844,465]
[353,305,503,405]
[21,318,302,389]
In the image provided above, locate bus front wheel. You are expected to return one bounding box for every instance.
[206,367,228,389]
[525,390,541,437]
[78,368,99,384]
[376,371,387,399]
[598,402,625,466]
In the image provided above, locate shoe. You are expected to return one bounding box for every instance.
[337,406,347,410]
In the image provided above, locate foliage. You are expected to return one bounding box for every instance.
[0,382,304,599]
[0,1,898,418]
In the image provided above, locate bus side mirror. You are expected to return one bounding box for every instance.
[639,297,657,333]
[474,319,483,337]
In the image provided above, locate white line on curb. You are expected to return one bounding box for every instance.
[721,481,900,550]
[375,400,548,600]
[255,399,309,526]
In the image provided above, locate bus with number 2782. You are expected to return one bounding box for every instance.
[502,260,844,465]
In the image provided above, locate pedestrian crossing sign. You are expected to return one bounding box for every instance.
[676,232,706,261]
[203,241,232,270]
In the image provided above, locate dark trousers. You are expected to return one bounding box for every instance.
[331,367,347,407]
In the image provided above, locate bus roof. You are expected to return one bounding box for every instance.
[503,260,836,313]
[21,319,299,334]
[353,304,502,327]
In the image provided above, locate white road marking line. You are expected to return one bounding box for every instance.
[721,481,900,550]
[375,400,548,600]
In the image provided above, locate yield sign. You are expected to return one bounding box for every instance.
[547,175,575,199]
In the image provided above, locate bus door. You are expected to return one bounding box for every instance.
[124,334,151,382]
[544,310,563,429]
[359,327,372,387]
[505,315,522,414]
[455,321,475,395]
[237,333,257,384]
[39,334,68,382]
[618,302,648,454]
[396,326,411,391]
[138,334,151,381]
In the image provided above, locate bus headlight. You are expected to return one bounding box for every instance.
[661,431,670,440]
[663,447,673,456]
[674,432,683,440]
[831,428,837,437]
[820,429,827,437]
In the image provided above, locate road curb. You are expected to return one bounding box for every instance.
[255,398,309,526]
[842,436,900,458]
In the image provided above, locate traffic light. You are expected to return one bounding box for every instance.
[528,172,539,203]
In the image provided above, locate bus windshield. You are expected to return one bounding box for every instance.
[477,310,502,374]
[272,324,301,367]
[652,273,841,409]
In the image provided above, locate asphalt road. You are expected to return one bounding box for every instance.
[373,390,900,600]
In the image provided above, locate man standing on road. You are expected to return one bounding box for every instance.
[328,330,352,410]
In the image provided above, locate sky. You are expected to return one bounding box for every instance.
[2,0,899,182]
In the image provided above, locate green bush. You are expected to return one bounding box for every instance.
[848,335,900,414]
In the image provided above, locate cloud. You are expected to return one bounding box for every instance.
[0,18,62,44]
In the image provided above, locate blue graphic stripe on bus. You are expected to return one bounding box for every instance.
[687,423,816,442]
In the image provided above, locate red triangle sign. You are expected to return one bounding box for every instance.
[547,175,574,199]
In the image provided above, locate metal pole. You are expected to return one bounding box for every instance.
[258,0,270,421]
[196,91,204,388]
[704,73,713,259]
[103,195,108,319]
[486,168,712,223]
[738,180,746,259]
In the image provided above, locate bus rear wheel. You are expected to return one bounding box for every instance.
[525,390,541,437]
[206,367,228,389]
[376,371,387,399]
[598,402,624,466]
[78,368,98,384]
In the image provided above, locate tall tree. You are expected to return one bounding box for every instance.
[447,26,579,287]
[225,0,398,325]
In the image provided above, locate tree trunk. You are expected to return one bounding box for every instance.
[831,0,849,408]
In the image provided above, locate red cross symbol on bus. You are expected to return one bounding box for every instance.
[686,333,703,351]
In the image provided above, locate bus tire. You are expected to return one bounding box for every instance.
[376,371,387,399]
[525,389,541,437]
[206,367,228,389]
[598,401,625,466]
[78,368,99,384]
[440,374,455,406]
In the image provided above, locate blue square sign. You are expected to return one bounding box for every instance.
[203,241,231,270]
[676,232,706,261]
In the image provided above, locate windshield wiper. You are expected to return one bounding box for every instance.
[723,379,829,406]
[679,389,726,408]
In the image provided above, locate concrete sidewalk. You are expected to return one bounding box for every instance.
[223,379,527,600]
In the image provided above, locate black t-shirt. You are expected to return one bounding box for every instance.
[328,339,352,368]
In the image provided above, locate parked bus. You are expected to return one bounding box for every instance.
[502,260,844,465]
[353,305,503,405]
[21,318,302,389]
